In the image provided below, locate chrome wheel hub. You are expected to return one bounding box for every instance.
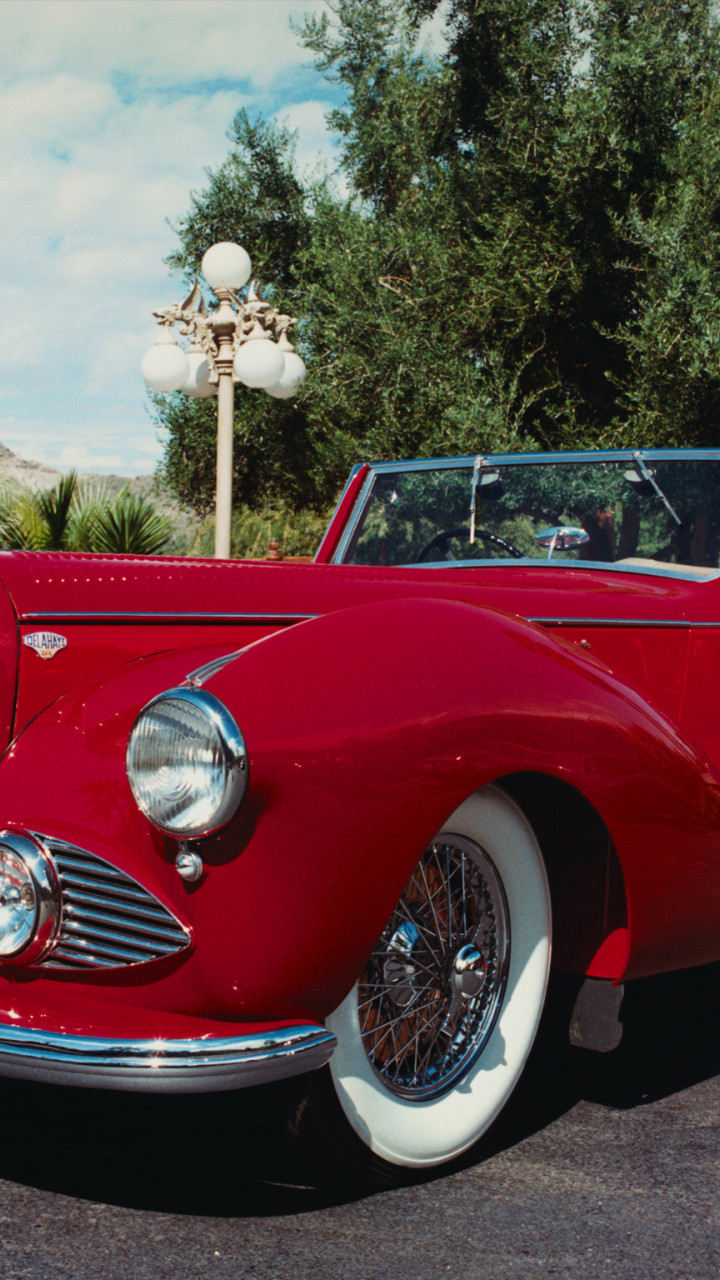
[357,834,510,1100]
[451,942,486,1000]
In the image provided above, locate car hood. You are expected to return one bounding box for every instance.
[0,548,711,745]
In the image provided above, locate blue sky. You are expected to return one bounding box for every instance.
[0,0,355,476]
[1,0,448,479]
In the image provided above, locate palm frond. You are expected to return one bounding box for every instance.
[93,490,173,555]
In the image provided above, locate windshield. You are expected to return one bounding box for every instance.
[336,453,720,577]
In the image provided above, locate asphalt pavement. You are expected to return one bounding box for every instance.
[0,964,717,1280]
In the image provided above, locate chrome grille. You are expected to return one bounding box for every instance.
[35,836,191,969]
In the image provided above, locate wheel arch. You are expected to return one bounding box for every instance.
[499,772,628,980]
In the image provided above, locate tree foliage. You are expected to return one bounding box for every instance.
[157,0,720,516]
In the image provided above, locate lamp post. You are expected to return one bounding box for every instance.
[141,242,305,559]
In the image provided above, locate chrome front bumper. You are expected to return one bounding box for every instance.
[0,1020,336,1092]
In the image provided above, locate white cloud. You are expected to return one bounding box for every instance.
[2,1,314,89]
[274,98,338,177]
[0,0,448,479]
[417,0,452,56]
[0,75,117,150]
[0,0,340,476]
[0,413,163,476]
[59,445,125,471]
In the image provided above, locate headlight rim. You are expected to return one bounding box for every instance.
[0,830,61,965]
[126,685,249,839]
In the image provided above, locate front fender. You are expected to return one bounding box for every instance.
[205,595,720,992]
[1,597,719,1025]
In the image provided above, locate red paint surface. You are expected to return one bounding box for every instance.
[314,465,370,563]
[0,543,718,1038]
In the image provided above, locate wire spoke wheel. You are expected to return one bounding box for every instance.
[320,786,552,1175]
[358,835,510,1100]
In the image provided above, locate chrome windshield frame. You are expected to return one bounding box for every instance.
[330,448,720,568]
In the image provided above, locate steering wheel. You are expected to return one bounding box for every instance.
[415,526,524,562]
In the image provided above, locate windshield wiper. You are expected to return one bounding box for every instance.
[631,451,683,528]
[469,456,505,542]
[469,455,484,544]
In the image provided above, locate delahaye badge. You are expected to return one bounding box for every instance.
[23,632,68,661]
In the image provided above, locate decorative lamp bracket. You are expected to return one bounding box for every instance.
[151,279,297,383]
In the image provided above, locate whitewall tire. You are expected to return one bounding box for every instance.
[325,784,552,1171]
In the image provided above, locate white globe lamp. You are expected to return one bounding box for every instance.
[201,242,252,292]
[141,329,190,393]
[265,351,307,400]
[233,338,285,389]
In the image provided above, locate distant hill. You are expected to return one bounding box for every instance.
[0,443,64,492]
[0,442,157,497]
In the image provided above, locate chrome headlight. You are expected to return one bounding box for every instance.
[126,687,248,838]
[0,831,60,963]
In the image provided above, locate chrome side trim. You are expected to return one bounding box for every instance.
[532,617,720,629]
[21,612,317,626]
[0,1021,336,1093]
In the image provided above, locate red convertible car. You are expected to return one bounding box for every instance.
[0,447,718,1183]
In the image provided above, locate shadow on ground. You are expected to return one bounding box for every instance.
[479,959,720,1164]
[0,960,719,1216]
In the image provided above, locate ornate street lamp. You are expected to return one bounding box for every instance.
[141,242,305,558]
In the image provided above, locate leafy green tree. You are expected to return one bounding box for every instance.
[156,0,720,519]
[615,65,720,441]
[187,500,332,559]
